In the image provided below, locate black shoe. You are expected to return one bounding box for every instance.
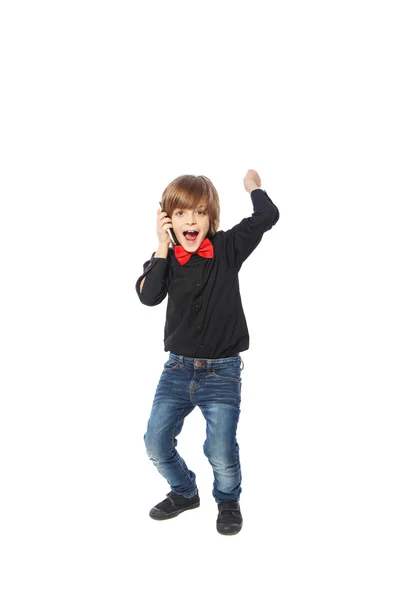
[216,501,243,535]
[149,491,200,520]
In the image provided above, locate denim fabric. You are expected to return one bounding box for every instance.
[144,352,244,503]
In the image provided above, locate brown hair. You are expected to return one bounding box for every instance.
[161,175,220,236]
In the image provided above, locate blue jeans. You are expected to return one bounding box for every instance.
[144,352,244,504]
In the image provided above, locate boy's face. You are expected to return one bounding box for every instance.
[171,205,210,251]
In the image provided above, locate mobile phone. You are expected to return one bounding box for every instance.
[159,201,179,246]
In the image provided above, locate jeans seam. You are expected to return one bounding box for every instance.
[170,408,196,489]
[210,372,241,382]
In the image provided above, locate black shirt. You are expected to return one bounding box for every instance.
[135,188,280,358]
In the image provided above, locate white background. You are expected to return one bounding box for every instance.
[1,1,399,598]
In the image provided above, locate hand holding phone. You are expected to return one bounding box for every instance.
[158,202,178,246]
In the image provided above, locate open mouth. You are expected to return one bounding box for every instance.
[183,230,199,244]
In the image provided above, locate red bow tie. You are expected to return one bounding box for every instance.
[174,237,214,265]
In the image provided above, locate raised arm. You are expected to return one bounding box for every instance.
[224,170,280,270]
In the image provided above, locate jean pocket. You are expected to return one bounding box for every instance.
[163,358,182,370]
[210,365,241,382]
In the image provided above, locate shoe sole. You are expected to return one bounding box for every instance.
[149,501,200,520]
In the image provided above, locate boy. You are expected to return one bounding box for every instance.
[135,169,279,535]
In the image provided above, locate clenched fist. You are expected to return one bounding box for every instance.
[243,169,261,193]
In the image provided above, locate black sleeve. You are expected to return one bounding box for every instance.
[224,189,280,270]
[135,251,169,306]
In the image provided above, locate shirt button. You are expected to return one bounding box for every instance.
[196,282,200,287]
[200,344,203,349]
[197,325,201,329]
[195,304,199,309]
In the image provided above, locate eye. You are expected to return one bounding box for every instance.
[175,210,205,216]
